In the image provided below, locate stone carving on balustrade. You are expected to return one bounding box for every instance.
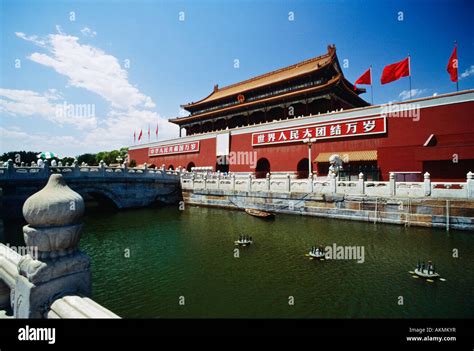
[328,154,343,178]
[13,174,91,318]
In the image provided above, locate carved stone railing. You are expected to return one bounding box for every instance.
[180,171,474,199]
[0,174,119,318]
[0,159,180,181]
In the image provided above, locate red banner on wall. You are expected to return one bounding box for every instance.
[148,141,200,157]
[252,116,386,146]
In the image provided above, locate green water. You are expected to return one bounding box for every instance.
[4,206,474,318]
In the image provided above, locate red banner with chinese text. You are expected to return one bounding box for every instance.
[148,141,200,156]
[252,116,386,146]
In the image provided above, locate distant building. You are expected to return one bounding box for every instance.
[129,45,474,181]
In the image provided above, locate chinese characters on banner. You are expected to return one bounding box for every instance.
[148,141,200,156]
[252,116,386,146]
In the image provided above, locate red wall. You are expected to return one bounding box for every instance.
[128,100,474,181]
[129,137,216,170]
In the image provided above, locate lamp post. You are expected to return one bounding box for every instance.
[116,156,123,167]
[303,137,317,176]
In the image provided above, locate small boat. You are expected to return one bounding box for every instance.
[235,235,253,246]
[413,268,440,279]
[245,208,274,219]
[234,239,253,246]
[308,250,325,259]
[306,246,325,259]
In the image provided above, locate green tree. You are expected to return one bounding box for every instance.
[0,151,39,165]
[76,153,97,165]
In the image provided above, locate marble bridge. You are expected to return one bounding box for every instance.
[0,159,181,219]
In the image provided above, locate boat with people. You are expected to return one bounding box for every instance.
[306,245,326,259]
[410,260,444,281]
[235,234,253,246]
[244,208,275,219]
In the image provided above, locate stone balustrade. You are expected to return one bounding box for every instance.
[0,159,180,181]
[181,171,474,199]
[0,174,119,319]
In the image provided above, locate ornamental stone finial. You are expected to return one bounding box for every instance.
[23,174,84,227]
[15,174,91,318]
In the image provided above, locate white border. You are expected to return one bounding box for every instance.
[251,116,386,146]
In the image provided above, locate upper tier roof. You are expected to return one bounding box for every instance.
[182,45,338,110]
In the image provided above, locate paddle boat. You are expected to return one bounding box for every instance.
[410,260,445,282]
[234,235,253,247]
[306,246,326,260]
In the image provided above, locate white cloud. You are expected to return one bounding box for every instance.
[80,27,97,38]
[14,32,46,47]
[18,32,155,110]
[0,127,83,156]
[0,88,97,130]
[2,30,178,156]
[460,65,474,79]
[398,89,427,101]
[55,25,64,35]
[83,109,178,150]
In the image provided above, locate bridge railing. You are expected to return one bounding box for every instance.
[0,159,180,180]
[181,171,474,199]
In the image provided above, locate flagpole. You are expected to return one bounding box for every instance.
[408,55,412,100]
[455,41,459,92]
[370,65,374,105]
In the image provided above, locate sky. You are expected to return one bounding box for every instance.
[1,0,473,157]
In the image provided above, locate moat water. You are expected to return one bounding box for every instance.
[2,205,474,318]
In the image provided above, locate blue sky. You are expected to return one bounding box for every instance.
[1,0,473,157]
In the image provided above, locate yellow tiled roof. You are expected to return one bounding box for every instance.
[183,46,336,108]
[314,150,377,162]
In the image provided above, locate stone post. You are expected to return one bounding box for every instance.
[266,173,271,191]
[7,159,13,178]
[308,173,313,193]
[144,163,148,173]
[191,173,195,190]
[389,172,396,196]
[14,174,91,318]
[73,160,80,177]
[287,173,291,192]
[99,160,105,175]
[329,173,337,194]
[217,172,221,190]
[248,174,252,192]
[232,173,236,192]
[43,160,50,176]
[203,174,207,190]
[358,172,365,195]
[424,172,431,197]
[467,171,473,199]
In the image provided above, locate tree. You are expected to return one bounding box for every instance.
[76,153,97,165]
[0,151,39,165]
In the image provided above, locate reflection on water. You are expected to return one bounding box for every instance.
[3,206,474,318]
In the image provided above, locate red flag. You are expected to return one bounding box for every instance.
[381,57,410,84]
[354,67,372,90]
[138,129,143,141]
[447,45,458,82]
[155,123,159,138]
[133,131,136,143]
